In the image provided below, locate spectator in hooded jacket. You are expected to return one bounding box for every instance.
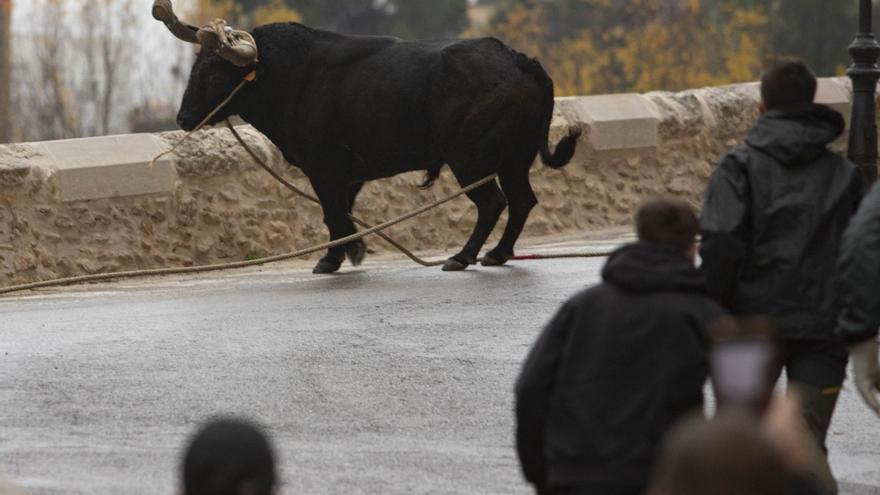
[181,417,277,495]
[836,180,880,417]
[699,58,863,495]
[515,198,725,495]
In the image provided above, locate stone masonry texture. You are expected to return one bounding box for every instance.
[0,78,866,285]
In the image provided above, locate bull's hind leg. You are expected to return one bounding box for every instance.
[443,173,507,271]
[345,182,366,266]
[483,170,537,266]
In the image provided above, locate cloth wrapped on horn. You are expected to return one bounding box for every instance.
[197,19,259,67]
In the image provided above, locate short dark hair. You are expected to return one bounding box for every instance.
[182,417,277,495]
[636,198,699,252]
[760,58,817,110]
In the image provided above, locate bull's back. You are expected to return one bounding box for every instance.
[332,36,539,134]
[297,32,542,178]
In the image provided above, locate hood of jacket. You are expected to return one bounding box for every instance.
[745,102,845,166]
[602,243,706,293]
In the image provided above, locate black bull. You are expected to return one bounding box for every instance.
[176,22,580,273]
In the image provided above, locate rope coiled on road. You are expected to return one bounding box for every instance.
[0,172,500,296]
[0,74,614,296]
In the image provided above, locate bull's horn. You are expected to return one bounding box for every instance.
[197,19,259,67]
[152,0,199,44]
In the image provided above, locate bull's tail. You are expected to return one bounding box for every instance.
[516,53,581,169]
[541,129,580,169]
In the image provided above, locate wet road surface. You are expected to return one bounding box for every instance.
[1,234,878,494]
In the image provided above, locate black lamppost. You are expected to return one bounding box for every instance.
[848,0,880,186]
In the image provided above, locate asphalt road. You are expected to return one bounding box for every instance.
[1,233,878,495]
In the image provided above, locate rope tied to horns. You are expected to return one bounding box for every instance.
[148,0,260,168]
[0,0,619,296]
[151,0,258,67]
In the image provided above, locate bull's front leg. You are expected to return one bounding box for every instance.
[310,179,360,274]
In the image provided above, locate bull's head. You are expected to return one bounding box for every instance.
[152,0,258,130]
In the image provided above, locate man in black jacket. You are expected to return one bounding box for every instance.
[836,180,880,417]
[516,198,725,495]
[700,59,863,495]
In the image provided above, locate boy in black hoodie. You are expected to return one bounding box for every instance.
[515,198,725,495]
[700,59,862,495]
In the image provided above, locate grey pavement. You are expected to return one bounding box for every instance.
[0,232,878,495]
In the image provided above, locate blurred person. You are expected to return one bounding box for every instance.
[0,478,28,495]
[707,316,782,415]
[836,179,880,417]
[515,198,726,495]
[699,57,863,494]
[707,317,829,490]
[181,417,277,495]
[647,401,823,495]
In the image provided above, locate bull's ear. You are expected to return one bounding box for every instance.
[197,19,259,67]
[152,0,199,44]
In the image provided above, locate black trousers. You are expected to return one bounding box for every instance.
[774,338,848,495]
[775,339,847,448]
[537,485,642,495]
[778,339,848,392]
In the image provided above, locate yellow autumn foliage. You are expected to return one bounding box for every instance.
[195,0,300,28]
[193,0,240,25]
[253,0,301,25]
[482,0,769,96]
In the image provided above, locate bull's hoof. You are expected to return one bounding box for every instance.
[442,259,468,271]
[442,255,475,272]
[481,251,511,267]
[346,240,366,266]
[313,258,342,274]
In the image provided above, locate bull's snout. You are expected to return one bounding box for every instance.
[177,112,196,132]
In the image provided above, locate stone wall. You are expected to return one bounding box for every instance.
[0,77,862,285]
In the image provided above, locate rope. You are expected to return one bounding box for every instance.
[0,173,499,296]
[224,122,614,266]
[511,252,613,261]
[148,73,254,169]
[225,121,446,267]
[0,72,616,296]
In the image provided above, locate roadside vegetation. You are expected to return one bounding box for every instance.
[2,0,874,142]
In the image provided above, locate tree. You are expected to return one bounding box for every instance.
[12,0,172,142]
[482,0,768,96]
[78,0,138,136]
[767,0,860,76]
[0,0,10,143]
[658,0,879,77]
[380,0,470,40]
[200,0,469,39]
[194,0,300,28]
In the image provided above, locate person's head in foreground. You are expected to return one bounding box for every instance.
[0,477,28,495]
[648,414,797,495]
[635,197,699,262]
[760,57,817,112]
[182,417,277,495]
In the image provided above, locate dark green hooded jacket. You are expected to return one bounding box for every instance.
[837,181,880,343]
[700,102,862,340]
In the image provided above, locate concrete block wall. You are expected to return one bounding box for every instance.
[0,77,867,285]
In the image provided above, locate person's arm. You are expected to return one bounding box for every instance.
[514,302,573,488]
[838,181,880,343]
[837,181,880,416]
[699,153,751,309]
